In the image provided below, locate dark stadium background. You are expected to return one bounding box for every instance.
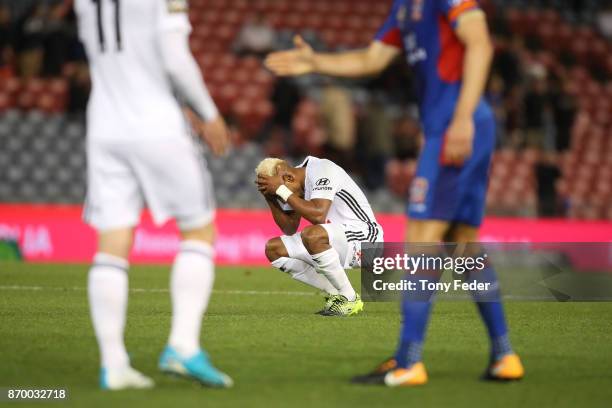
[0,0,610,262]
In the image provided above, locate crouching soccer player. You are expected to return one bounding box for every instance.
[255,157,384,316]
[265,0,524,384]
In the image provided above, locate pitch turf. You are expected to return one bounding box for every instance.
[1,262,611,408]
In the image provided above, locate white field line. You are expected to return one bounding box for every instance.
[4,285,609,300]
[0,285,315,296]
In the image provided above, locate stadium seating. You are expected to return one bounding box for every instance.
[0,77,69,114]
[194,2,611,220]
[0,108,406,212]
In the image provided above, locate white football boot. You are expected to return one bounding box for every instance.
[99,366,154,390]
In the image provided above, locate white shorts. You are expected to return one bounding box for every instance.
[280,223,383,269]
[83,136,215,231]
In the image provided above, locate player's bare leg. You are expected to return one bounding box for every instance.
[301,225,363,316]
[447,224,524,381]
[159,222,233,388]
[88,227,154,390]
[406,219,449,242]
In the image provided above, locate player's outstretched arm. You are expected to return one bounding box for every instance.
[442,11,494,164]
[264,36,400,78]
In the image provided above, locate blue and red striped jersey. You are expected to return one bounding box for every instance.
[375,0,492,134]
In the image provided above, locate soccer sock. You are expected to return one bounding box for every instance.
[311,248,356,301]
[88,253,130,371]
[466,264,513,361]
[394,261,441,368]
[395,300,432,368]
[168,240,215,358]
[271,257,338,295]
[477,301,512,361]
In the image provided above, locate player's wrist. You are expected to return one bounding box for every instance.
[310,53,321,73]
[275,185,293,202]
[452,109,473,121]
[204,111,220,123]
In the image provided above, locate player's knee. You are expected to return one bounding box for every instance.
[180,222,215,245]
[301,225,329,255]
[97,228,134,259]
[445,224,479,243]
[407,220,448,243]
[265,237,288,262]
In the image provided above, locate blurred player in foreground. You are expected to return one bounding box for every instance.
[256,156,384,316]
[75,0,232,390]
[266,0,524,385]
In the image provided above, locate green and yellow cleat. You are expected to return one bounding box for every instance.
[321,294,364,317]
[315,294,341,315]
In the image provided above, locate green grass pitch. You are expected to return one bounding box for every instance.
[1,262,611,408]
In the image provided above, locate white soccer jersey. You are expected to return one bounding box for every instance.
[75,0,195,141]
[76,0,217,230]
[296,156,382,242]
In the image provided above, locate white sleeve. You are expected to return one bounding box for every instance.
[308,161,340,201]
[157,0,219,121]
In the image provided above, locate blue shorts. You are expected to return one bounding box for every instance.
[407,116,495,227]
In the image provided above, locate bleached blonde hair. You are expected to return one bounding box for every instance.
[255,158,286,176]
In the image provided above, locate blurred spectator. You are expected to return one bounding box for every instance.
[233,12,276,58]
[15,3,47,78]
[596,5,612,39]
[549,77,577,152]
[502,84,524,148]
[269,77,301,132]
[486,74,507,147]
[535,150,562,217]
[366,58,415,106]
[259,77,302,156]
[523,75,549,149]
[357,94,393,190]
[320,81,355,168]
[393,114,421,161]
[66,62,90,114]
[0,5,14,79]
[565,0,588,16]
[492,34,524,90]
[43,1,71,76]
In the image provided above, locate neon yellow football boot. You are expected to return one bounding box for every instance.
[322,294,364,317]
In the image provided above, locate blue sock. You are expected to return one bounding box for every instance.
[394,300,432,368]
[490,332,513,360]
[394,252,443,368]
[466,264,513,361]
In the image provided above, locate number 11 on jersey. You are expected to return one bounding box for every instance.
[91,0,122,52]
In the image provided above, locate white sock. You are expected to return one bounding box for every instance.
[168,240,215,358]
[311,248,356,301]
[271,257,338,295]
[88,253,130,371]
